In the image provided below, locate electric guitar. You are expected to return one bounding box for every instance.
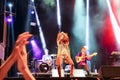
[75,52,98,63]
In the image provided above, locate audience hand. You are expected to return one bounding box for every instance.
[0,32,35,80]
[16,32,35,80]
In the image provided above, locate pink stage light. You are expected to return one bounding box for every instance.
[30,39,43,60]
[7,17,12,22]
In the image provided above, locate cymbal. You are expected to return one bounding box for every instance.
[50,54,57,57]
[32,58,37,60]
[37,59,43,62]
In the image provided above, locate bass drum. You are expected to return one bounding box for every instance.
[38,62,49,73]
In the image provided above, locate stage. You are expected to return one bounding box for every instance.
[3,72,120,80]
[16,69,99,78]
[4,71,100,80]
[4,77,120,80]
[4,77,100,80]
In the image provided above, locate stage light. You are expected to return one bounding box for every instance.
[85,0,92,71]
[31,0,34,2]
[30,22,36,26]
[106,0,120,46]
[56,0,61,31]
[8,3,13,8]
[30,39,43,59]
[24,0,47,59]
[33,5,47,51]
[85,0,90,50]
[7,16,12,22]
[31,10,35,14]
[72,0,86,44]
[43,0,55,7]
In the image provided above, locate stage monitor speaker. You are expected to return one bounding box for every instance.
[100,65,120,78]
[52,69,64,77]
[73,69,85,77]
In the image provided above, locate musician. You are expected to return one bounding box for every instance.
[75,46,91,76]
[42,49,52,66]
[56,32,74,77]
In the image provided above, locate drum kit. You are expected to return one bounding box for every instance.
[30,54,57,73]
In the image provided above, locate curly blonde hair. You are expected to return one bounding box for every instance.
[56,32,69,44]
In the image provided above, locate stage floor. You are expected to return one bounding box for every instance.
[17,71,99,78]
[4,77,120,80]
[4,77,101,80]
[4,72,102,80]
[4,71,120,80]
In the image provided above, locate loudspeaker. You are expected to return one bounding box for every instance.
[52,69,64,77]
[100,65,120,78]
[73,69,85,77]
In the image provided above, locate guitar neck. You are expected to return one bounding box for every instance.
[89,52,97,57]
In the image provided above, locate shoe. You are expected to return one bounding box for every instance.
[86,74,92,77]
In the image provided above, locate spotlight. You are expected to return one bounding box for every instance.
[30,39,35,46]
[7,16,12,22]
[31,10,35,14]
[8,3,13,8]
[30,39,43,59]
[31,0,34,2]
[30,22,36,26]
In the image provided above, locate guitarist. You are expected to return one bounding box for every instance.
[75,46,92,76]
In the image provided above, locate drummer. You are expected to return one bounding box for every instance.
[42,49,52,66]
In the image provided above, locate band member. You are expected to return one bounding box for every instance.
[75,46,97,76]
[56,32,74,77]
[42,49,52,66]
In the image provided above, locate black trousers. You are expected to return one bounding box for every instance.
[77,64,90,76]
